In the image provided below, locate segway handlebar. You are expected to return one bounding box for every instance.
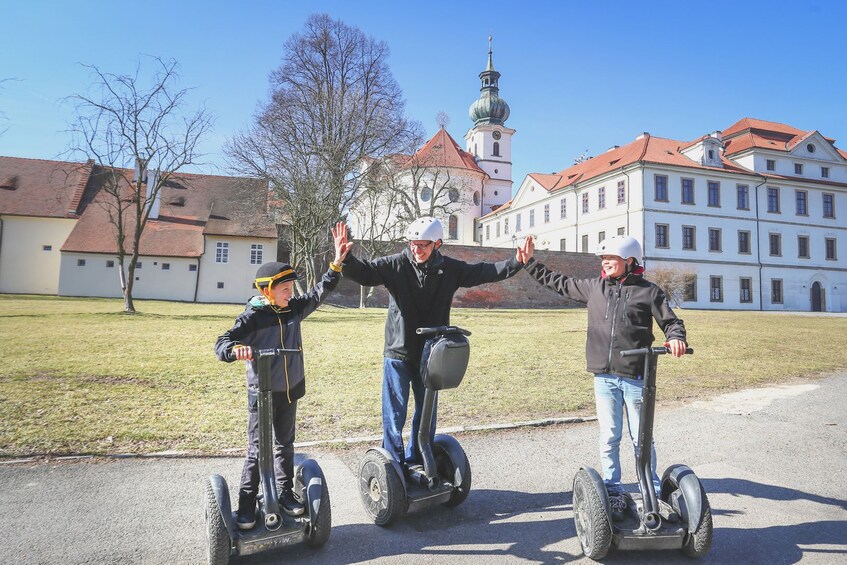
[227,347,301,361]
[620,346,694,357]
[416,325,472,338]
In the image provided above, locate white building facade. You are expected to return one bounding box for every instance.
[480,120,845,312]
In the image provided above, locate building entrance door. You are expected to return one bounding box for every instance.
[811,282,822,312]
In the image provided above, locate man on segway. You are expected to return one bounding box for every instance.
[336,217,527,473]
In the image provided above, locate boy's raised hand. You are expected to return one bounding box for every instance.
[332,221,354,265]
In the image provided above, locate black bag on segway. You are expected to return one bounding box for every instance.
[420,333,470,390]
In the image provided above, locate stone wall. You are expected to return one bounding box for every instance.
[327,242,600,309]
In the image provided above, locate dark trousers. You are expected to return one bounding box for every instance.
[239,388,297,502]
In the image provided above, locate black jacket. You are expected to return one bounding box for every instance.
[214,268,340,400]
[524,258,686,379]
[343,247,522,362]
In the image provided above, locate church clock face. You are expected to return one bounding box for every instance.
[492,130,502,140]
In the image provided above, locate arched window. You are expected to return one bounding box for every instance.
[493,142,500,157]
[473,191,480,206]
[449,215,458,240]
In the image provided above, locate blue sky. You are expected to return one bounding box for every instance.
[3,1,846,192]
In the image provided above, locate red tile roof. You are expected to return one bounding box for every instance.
[406,128,485,174]
[0,156,95,218]
[0,156,276,258]
[722,117,839,156]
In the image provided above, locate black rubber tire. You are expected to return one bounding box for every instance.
[433,440,472,507]
[572,469,612,560]
[358,451,405,527]
[682,496,713,557]
[204,479,231,565]
[304,479,332,548]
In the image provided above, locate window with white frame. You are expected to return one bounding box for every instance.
[598,186,606,209]
[682,226,696,250]
[560,238,566,251]
[794,163,803,175]
[798,235,810,258]
[529,209,535,228]
[795,190,808,216]
[504,218,509,235]
[683,275,697,302]
[582,193,589,213]
[737,184,749,210]
[515,213,522,232]
[708,228,722,252]
[681,178,695,204]
[250,244,263,265]
[822,166,830,178]
[766,159,775,171]
[655,224,669,248]
[544,203,550,223]
[710,276,723,302]
[617,180,626,204]
[740,277,752,303]
[767,187,780,213]
[496,221,500,238]
[598,231,605,243]
[617,227,625,236]
[823,193,834,218]
[738,230,751,254]
[560,198,567,219]
[655,175,668,202]
[826,238,837,260]
[486,225,490,240]
[769,233,782,256]
[216,242,229,263]
[771,279,783,304]
[708,181,720,207]
[581,234,588,252]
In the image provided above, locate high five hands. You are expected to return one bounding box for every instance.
[332,222,354,265]
[515,235,535,265]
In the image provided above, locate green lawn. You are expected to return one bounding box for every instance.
[1,294,845,456]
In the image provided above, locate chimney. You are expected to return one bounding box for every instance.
[145,169,161,220]
[635,132,650,140]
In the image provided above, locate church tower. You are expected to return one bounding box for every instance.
[465,36,514,212]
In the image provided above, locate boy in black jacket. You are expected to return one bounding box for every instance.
[519,234,687,521]
[214,225,352,530]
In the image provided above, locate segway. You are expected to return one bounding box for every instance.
[203,348,331,565]
[358,326,473,527]
[572,346,713,560]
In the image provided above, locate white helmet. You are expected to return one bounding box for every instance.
[404,216,444,242]
[596,235,643,264]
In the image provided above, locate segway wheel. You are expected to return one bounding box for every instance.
[204,479,231,565]
[572,469,611,560]
[433,439,472,507]
[305,480,332,548]
[682,498,713,557]
[358,451,404,527]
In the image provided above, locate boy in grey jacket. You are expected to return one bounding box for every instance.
[519,234,687,521]
[215,225,352,530]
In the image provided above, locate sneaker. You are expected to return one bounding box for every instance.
[609,493,627,522]
[236,497,256,530]
[281,489,305,516]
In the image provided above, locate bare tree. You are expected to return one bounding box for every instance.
[227,14,421,288]
[648,265,697,308]
[67,56,212,313]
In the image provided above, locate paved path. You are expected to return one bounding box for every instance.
[2,373,845,564]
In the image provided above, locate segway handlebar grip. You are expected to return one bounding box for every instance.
[256,348,302,358]
[620,346,694,357]
[416,325,472,338]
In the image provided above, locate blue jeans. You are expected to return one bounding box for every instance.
[594,373,660,496]
[382,358,437,465]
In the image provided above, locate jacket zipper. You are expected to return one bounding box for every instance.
[607,284,621,369]
[278,315,291,403]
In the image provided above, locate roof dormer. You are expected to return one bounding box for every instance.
[681,131,724,168]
